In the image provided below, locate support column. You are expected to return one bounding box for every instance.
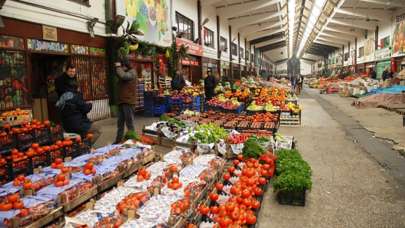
[355,37,358,73]
[229,25,233,80]
[216,15,221,78]
[197,0,202,45]
[342,45,345,66]
[375,26,379,50]
[238,32,241,77]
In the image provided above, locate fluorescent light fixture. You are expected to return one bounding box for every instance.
[297,0,327,57]
[288,0,296,58]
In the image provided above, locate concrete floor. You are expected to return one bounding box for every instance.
[257,90,405,228]
[91,89,405,228]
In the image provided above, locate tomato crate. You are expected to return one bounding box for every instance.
[50,125,64,142]
[50,149,63,162]
[15,132,34,151]
[0,131,15,155]
[33,128,52,145]
[11,158,33,179]
[31,153,50,169]
[0,162,12,184]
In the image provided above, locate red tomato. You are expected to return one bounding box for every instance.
[209,193,219,201]
[210,206,219,214]
[233,159,240,166]
[246,214,257,224]
[223,173,231,181]
[237,154,244,161]
[228,167,236,173]
[242,189,251,198]
[254,187,263,196]
[225,202,235,213]
[199,205,209,215]
[258,177,267,185]
[215,182,224,191]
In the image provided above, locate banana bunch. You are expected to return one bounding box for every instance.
[287,102,301,113]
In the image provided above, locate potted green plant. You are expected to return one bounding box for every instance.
[273,149,312,206]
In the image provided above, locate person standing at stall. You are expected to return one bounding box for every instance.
[369,68,377,79]
[171,70,186,91]
[114,59,138,144]
[204,71,216,101]
[382,66,390,81]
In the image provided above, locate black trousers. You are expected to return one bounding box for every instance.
[115,103,136,143]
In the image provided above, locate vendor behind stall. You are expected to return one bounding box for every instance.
[171,70,186,91]
[204,71,217,101]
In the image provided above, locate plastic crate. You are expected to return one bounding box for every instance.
[153,104,167,116]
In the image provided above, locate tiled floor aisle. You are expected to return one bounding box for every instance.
[257,93,405,228]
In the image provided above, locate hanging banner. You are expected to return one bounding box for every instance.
[392,19,405,57]
[116,0,172,47]
[27,39,69,53]
[0,35,24,50]
[176,38,203,56]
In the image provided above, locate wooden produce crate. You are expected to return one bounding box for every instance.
[10,207,64,228]
[62,186,98,212]
[280,111,301,126]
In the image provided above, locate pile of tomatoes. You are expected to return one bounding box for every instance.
[0,193,27,216]
[136,168,151,182]
[116,192,149,214]
[197,152,276,227]
[54,173,70,187]
[167,177,182,190]
[227,134,250,144]
[82,162,96,176]
[171,198,191,215]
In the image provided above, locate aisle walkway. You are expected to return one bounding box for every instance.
[258,90,405,228]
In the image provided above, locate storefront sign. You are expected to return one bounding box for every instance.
[71,45,89,55]
[181,59,199,66]
[176,38,203,56]
[374,48,391,61]
[0,35,24,50]
[27,39,69,53]
[42,25,58,41]
[89,47,106,56]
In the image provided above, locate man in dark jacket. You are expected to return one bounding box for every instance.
[114,59,138,144]
[369,68,377,79]
[171,70,186,91]
[204,71,216,101]
[55,63,78,97]
[55,63,100,143]
[382,67,390,81]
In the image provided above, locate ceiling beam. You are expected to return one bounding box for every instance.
[336,8,390,22]
[318,32,354,41]
[329,18,376,31]
[202,0,222,6]
[313,40,342,48]
[255,37,285,48]
[358,0,404,8]
[239,21,283,34]
[229,11,282,30]
[258,40,286,52]
[316,36,347,45]
[324,26,363,37]
[217,0,282,19]
[247,28,284,41]
[250,31,284,44]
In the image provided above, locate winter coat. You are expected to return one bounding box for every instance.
[171,74,186,91]
[117,66,138,105]
[55,73,78,98]
[204,75,216,100]
[56,91,92,135]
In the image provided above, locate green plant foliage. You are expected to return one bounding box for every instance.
[242,136,267,158]
[124,130,140,141]
[273,148,312,192]
[190,123,228,144]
